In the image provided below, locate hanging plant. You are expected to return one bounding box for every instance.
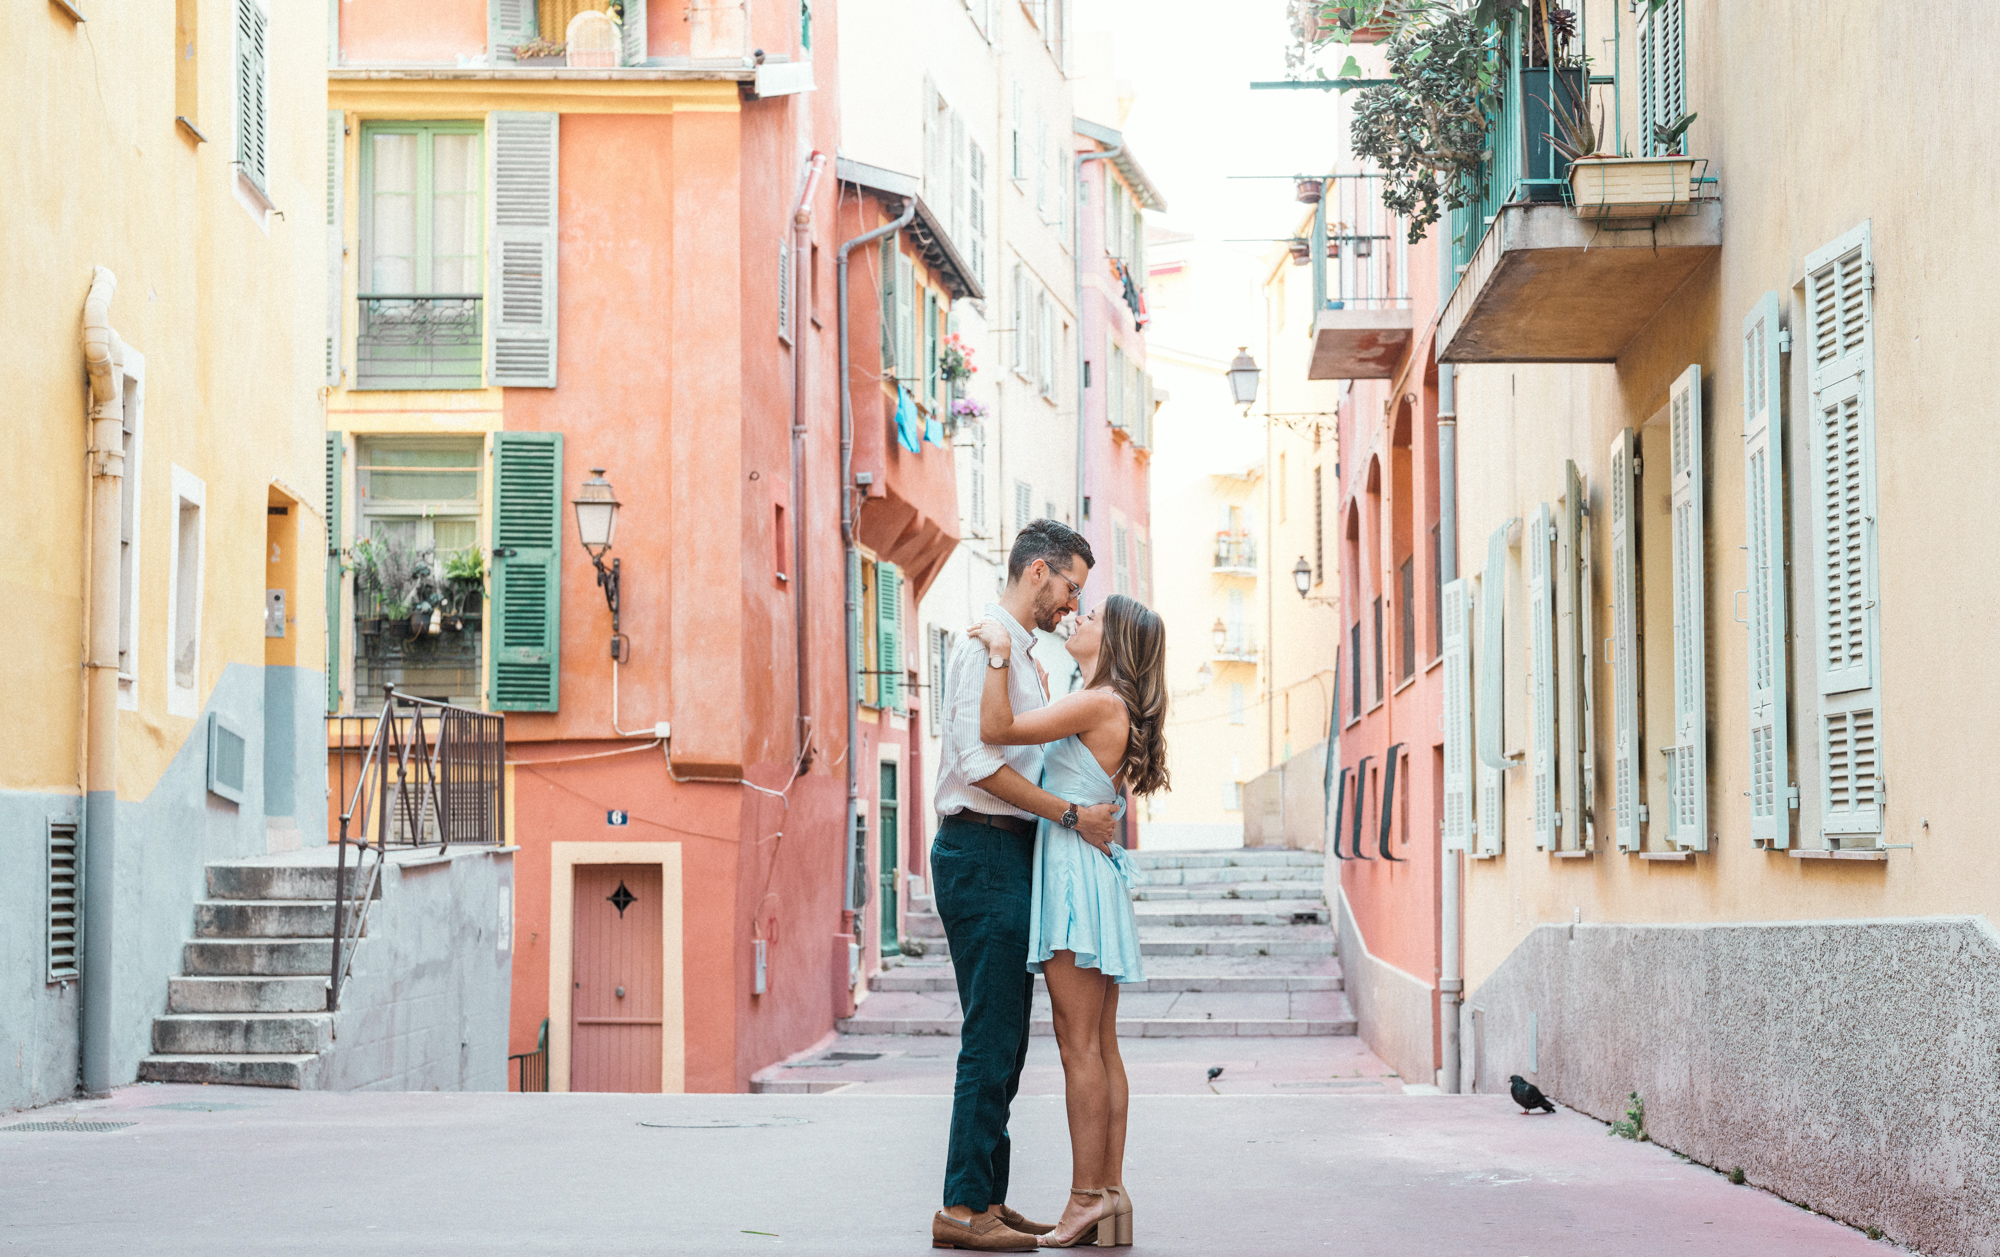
[939,333,977,384]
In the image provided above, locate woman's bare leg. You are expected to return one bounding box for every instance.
[1098,980,1129,1188]
[1042,951,1114,1239]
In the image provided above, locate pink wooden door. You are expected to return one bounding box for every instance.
[571,864,664,1092]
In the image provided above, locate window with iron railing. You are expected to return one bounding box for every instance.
[358,121,484,390]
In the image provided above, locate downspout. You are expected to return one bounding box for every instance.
[791,150,827,768]
[80,266,125,1097]
[1436,359,1462,1094]
[1072,143,1121,528]
[837,192,916,915]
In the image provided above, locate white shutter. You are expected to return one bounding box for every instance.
[1743,292,1791,847]
[777,240,794,345]
[620,0,647,65]
[1476,527,1507,856]
[326,110,345,386]
[1528,504,1555,850]
[488,112,560,387]
[1555,464,1583,850]
[1441,578,1472,852]
[1608,429,1642,852]
[235,0,269,192]
[950,110,967,253]
[1805,223,1881,837]
[489,0,536,63]
[1666,364,1707,850]
[967,141,987,285]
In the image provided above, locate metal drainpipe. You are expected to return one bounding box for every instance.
[1436,359,1462,1094]
[1072,144,1121,529]
[836,192,917,914]
[791,150,827,768]
[80,266,125,1097]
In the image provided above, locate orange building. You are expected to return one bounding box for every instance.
[325,0,856,1092]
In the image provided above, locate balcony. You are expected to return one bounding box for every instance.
[1212,626,1261,664]
[1306,172,1413,380]
[357,295,483,390]
[1212,530,1257,574]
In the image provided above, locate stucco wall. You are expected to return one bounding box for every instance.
[1462,916,2000,1256]
[1335,885,1436,1088]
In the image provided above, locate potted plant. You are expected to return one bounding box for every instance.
[441,546,486,633]
[1559,105,1703,219]
[939,333,976,387]
[513,37,567,66]
[944,396,987,440]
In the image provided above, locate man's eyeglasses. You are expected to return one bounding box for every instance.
[1039,561,1083,604]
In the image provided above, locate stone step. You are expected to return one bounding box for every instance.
[168,975,329,1014]
[205,860,381,903]
[840,988,1354,1038]
[152,1012,333,1056]
[871,968,1342,994]
[1140,932,1336,958]
[1134,865,1324,887]
[749,1078,856,1095]
[183,938,334,976]
[835,1011,1356,1038]
[1128,850,1325,871]
[137,1053,323,1089]
[903,911,946,940]
[1133,901,1329,928]
[1131,880,1326,901]
[194,900,341,939]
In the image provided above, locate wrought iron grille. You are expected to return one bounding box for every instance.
[356,294,484,390]
[511,1017,549,1092]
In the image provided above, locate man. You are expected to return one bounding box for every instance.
[929,519,1116,1252]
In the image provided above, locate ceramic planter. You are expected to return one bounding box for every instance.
[1568,156,1701,220]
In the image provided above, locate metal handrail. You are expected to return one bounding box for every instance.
[510,1017,550,1092]
[327,686,504,1011]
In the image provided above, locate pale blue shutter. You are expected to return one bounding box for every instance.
[1667,364,1707,850]
[877,562,904,711]
[1440,578,1472,852]
[1555,463,1584,850]
[489,112,560,387]
[488,0,536,63]
[1805,223,1881,838]
[1528,504,1555,850]
[620,0,647,65]
[1743,292,1791,848]
[1636,0,1684,155]
[326,110,345,386]
[1608,429,1642,852]
[896,252,915,387]
[1475,525,1508,856]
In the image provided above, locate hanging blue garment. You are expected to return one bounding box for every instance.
[925,410,946,447]
[894,386,923,453]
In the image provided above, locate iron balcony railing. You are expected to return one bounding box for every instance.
[1212,530,1258,572]
[325,686,505,1011]
[1213,627,1261,663]
[1309,172,1413,318]
[356,294,483,390]
[511,1017,549,1092]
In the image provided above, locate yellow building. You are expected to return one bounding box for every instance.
[4,0,329,1106]
[1429,1,2000,1247]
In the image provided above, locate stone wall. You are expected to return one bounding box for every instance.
[1335,886,1437,1087]
[1241,741,1333,851]
[1461,916,2000,1256]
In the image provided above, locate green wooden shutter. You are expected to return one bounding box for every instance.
[1527,503,1555,850]
[1805,223,1881,837]
[1476,523,1508,857]
[876,562,903,711]
[1555,463,1584,850]
[489,112,559,387]
[620,0,647,65]
[1440,577,1472,852]
[1743,291,1791,848]
[235,0,269,192]
[489,432,563,711]
[1667,364,1707,850]
[488,0,536,64]
[325,433,343,713]
[326,110,345,387]
[1608,428,1642,852]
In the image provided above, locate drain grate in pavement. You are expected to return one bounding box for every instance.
[823,1052,883,1062]
[640,1116,809,1129]
[2,1121,137,1133]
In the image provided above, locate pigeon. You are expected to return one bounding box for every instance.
[1206,1066,1225,1082]
[1509,1075,1556,1114]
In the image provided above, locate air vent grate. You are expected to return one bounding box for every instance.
[2,1121,135,1133]
[207,712,247,804]
[47,820,79,982]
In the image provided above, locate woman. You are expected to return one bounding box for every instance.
[968,594,1170,1249]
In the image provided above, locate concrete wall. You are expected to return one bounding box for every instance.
[1462,917,2000,1256]
[1242,741,1332,851]
[321,847,514,1092]
[1336,886,1436,1089]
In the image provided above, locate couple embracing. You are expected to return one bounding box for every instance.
[929,520,1170,1251]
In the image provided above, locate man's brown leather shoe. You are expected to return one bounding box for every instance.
[995,1204,1055,1236]
[932,1210,1037,1250]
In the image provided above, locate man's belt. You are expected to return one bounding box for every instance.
[950,810,1038,838]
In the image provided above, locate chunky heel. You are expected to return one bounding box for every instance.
[1105,1186,1133,1246]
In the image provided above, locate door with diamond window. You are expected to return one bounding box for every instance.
[571,863,663,1092]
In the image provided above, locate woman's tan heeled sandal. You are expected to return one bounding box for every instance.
[1106,1186,1133,1246]
[1037,1188,1114,1249]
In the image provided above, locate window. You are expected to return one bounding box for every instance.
[1038,295,1056,396]
[167,466,207,719]
[1430,523,1442,662]
[115,350,146,709]
[966,140,987,284]
[1113,521,1130,596]
[925,289,940,404]
[1400,557,1416,682]
[1224,781,1242,811]
[1371,595,1384,703]
[1009,82,1025,181]
[1349,622,1361,720]
[358,121,484,389]
[353,437,485,707]
[1109,341,1125,429]
[1011,264,1030,376]
[1229,683,1246,725]
[1015,480,1034,533]
[234,0,269,194]
[1636,0,1687,157]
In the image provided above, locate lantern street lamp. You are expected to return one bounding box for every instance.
[1293,554,1337,606]
[572,468,626,658]
[1195,662,1214,689]
[1226,348,1261,412]
[1212,617,1229,654]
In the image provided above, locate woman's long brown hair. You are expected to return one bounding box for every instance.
[1086,594,1171,796]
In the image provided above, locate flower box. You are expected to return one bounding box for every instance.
[1567,156,1703,221]
[517,55,566,67]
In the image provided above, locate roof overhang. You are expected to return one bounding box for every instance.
[835,157,983,302]
[1072,117,1167,211]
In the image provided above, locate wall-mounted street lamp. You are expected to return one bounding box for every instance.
[1227,348,1261,412]
[1212,617,1229,653]
[1293,555,1337,606]
[1195,662,1214,689]
[573,468,626,660]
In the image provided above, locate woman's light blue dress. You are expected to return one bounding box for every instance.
[1028,735,1145,984]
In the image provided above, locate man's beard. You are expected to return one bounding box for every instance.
[1031,586,1070,633]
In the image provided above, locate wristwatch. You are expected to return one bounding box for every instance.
[1059,803,1079,830]
[988,654,1010,669]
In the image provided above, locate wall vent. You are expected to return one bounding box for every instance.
[207,712,248,804]
[47,819,80,982]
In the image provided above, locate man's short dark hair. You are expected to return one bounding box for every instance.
[1006,517,1095,582]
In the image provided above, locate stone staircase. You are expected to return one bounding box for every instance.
[138,857,375,1089]
[840,848,1352,1038]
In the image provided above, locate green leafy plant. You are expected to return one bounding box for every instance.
[1728,1166,1746,1184]
[1608,1090,1647,1140]
[1541,64,1607,162]
[442,546,485,587]
[1651,111,1698,156]
[513,37,567,58]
